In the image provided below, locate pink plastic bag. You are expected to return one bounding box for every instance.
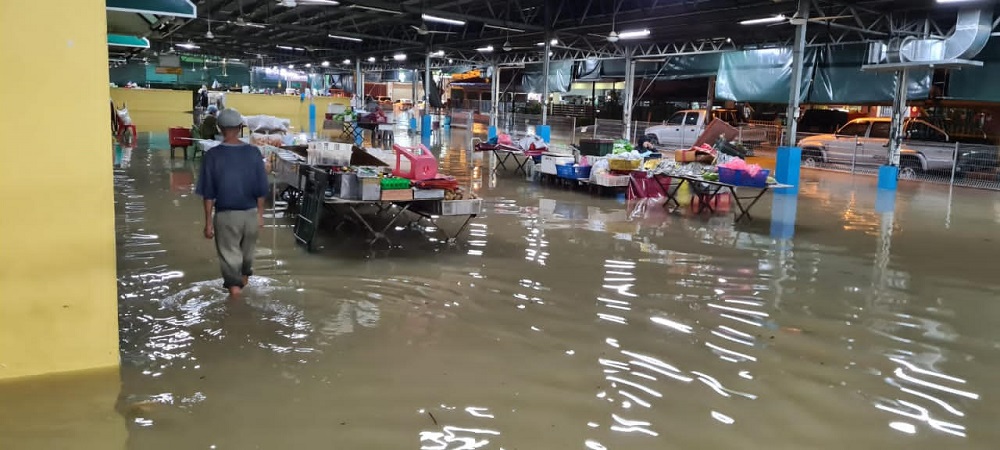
[498,134,513,146]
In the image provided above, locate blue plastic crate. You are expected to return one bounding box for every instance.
[556,164,592,179]
[717,168,770,187]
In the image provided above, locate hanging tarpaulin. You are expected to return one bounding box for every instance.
[600,59,662,78]
[946,39,1000,102]
[522,60,572,93]
[107,0,196,18]
[107,34,150,48]
[659,53,721,80]
[715,47,817,103]
[575,59,602,81]
[811,44,931,104]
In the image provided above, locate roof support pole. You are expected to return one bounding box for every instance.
[355,59,363,98]
[622,48,635,141]
[542,38,551,126]
[887,68,909,169]
[490,63,500,128]
[425,51,432,109]
[784,0,809,147]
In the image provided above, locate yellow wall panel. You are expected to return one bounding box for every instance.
[0,0,119,380]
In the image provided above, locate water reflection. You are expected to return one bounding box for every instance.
[84,131,1000,449]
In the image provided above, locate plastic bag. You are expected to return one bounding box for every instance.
[498,134,513,146]
[116,106,132,126]
[245,115,290,133]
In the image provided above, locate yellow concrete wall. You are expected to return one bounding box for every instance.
[110,88,351,134]
[0,0,119,380]
[111,87,192,134]
[226,93,351,133]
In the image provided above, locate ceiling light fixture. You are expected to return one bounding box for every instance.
[342,59,350,64]
[368,56,376,62]
[321,60,330,67]
[618,29,650,39]
[349,4,402,14]
[739,14,786,25]
[431,50,445,57]
[305,63,312,68]
[476,45,494,52]
[483,23,525,33]
[176,42,200,49]
[288,64,294,69]
[550,38,558,45]
[329,34,362,42]
[421,13,465,26]
[393,53,407,61]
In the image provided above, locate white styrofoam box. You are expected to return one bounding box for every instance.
[540,155,575,175]
[413,188,445,200]
[441,199,482,216]
[307,141,353,166]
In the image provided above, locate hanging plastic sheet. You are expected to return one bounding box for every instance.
[811,44,931,104]
[715,47,817,103]
[946,39,1000,102]
[600,59,663,78]
[521,60,573,93]
[575,59,602,81]
[658,53,721,80]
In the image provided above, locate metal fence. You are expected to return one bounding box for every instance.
[795,133,1000,190]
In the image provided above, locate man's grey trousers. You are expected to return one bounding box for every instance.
[214,209,258,288]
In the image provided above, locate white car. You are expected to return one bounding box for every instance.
[644,109,767,148]
[797,117,954,176]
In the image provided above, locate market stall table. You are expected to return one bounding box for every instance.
[475,142,539,176]
[635,172,791,223]
[321,197,480,245]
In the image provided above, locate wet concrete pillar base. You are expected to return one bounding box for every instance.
[775,146,802,188]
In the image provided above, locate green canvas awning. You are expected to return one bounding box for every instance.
[107,34,150,48]
[106,0,196,18]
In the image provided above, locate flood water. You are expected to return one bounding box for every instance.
[4,128,1000,449]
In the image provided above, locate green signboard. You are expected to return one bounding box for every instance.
[106,0,196,18]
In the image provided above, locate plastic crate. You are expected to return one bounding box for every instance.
[718,168,770,187]
[608,159,642,172]
[595,173,631,187]
[380,177,411,190]
[579,138,614,156]
[556,164,591,179]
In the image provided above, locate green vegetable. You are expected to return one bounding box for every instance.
[702,173,719,181]
[766,176,776,184]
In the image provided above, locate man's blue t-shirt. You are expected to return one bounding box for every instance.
[196,143,269,211]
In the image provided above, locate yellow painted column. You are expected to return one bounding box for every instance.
[0,0,118,380]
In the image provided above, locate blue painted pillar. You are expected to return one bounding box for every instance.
[421,113,432,139]
[488,126,498,141]
[775,146,802,189]
[537,125,551,144]
[770,193,799,240]
[878,165,899,191]
[308,103,316,138]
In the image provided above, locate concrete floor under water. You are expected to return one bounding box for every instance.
[2,128,1000,449]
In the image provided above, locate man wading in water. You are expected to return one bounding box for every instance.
[196,108,268,297]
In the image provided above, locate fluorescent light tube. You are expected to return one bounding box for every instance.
[421,13,465,26]
[329,34,362,42]
[393,53,407,61]
[739,14,786,25]
[476,45,494,52]
[618,29,650,39]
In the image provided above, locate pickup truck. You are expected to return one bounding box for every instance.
[644,109,769,149]
[797,117,956,177]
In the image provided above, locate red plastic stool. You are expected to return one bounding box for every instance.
[117,124,137,146]
[392,143,438,180]
[169,127,193,159]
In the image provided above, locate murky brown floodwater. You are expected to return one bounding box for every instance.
[4,128,1000,449]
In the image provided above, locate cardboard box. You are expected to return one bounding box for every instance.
[381,189,413,201]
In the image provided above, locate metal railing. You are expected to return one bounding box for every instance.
[795,133,1000,190]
